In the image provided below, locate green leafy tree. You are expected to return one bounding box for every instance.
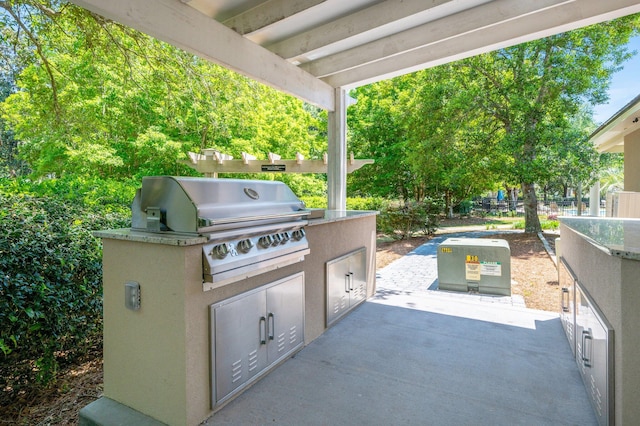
[348,80,417,201]
[348,15,638,229]
[536,109,601,204]
[402,67,505,216]
[348,66,505,215]
[455,16,639,231]
[0,0,326,182]
[598,153,624,195]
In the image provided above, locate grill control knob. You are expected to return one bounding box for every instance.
[272,233,283,245]
[238,239,254,253]
[292,228,306,241]
[258,235,273,248]
[211,243,229,259]
[282,232,291,242]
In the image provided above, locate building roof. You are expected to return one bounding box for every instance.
[591,94,640,153]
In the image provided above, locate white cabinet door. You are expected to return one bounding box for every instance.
[266,274,305,364]
[348,248,367,306]
[575,284,613,426]
[211,272,305,408]
[558,258,576,356]
[327,255,351,326]
[326,248,367,326]
[213,290,267,405]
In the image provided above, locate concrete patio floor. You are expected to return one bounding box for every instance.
[206,233,596,425]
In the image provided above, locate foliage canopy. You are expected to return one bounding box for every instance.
[348,14,639,231]
[0,0,327,194]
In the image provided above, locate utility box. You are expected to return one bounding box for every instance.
[437,238,511,296]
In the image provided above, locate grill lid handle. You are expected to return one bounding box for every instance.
[198,210,310,228]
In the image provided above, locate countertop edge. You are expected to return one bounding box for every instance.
[306,210,379,226]
[94,229,208,246]
[560,217,640,261]
[94,210,378,244]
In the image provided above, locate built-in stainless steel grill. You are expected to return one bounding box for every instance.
[131,176,310,290]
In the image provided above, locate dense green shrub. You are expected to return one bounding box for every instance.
[377,199,443,239]
[0,175,137,214]
[541,219,559,231]
[299,195,327,209]
[512,218,559,231]
[346,196,386,211]
[454,199,474,216]
[301,196,442,238]
[299,195,387,211]
[0,179,129,396]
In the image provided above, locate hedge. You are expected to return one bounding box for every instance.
[0,179,129,397]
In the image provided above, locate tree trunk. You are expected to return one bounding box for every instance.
[445,191,453,219]
[576,183,582,216]
[521,182,542,233]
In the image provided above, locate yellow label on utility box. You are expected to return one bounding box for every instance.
[441,247,452,253]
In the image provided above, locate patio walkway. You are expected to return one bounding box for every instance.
[206,232,596,425]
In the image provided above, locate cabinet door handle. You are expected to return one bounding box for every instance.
[561,288,570,312]
[345,274,350,293]
[349,272,354,291]
[267,312,275,341]
[259,316,267,345]
[581,330,592,368]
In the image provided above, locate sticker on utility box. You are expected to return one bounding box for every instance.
[465,255,481,281]
[480,261,502,276]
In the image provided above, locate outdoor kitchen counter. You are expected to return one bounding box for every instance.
[560,216,640,260]
[303,209,378,341]
[94,210,378,243]
[559,217,640,425]
[90,209,378,426]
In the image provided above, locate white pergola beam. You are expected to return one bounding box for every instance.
[320,0,640,88]
[223,0,327,35]
[302,0,572,79]
[69,0,335,111]
[268,0,458,60]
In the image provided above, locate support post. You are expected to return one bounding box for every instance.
[327,87,347,210]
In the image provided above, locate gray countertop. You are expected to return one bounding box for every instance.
[560,216,640,260]
[306,209,378,226]
[95,210,377,245]
[94,228,208,246]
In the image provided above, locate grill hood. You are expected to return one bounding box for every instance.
[131,176,309,234]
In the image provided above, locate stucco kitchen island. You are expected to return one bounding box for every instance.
[80,210,377,426]
[558,217,640,426]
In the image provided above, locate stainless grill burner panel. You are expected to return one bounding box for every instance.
[131,176,310,291]
[202,226,308,291]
